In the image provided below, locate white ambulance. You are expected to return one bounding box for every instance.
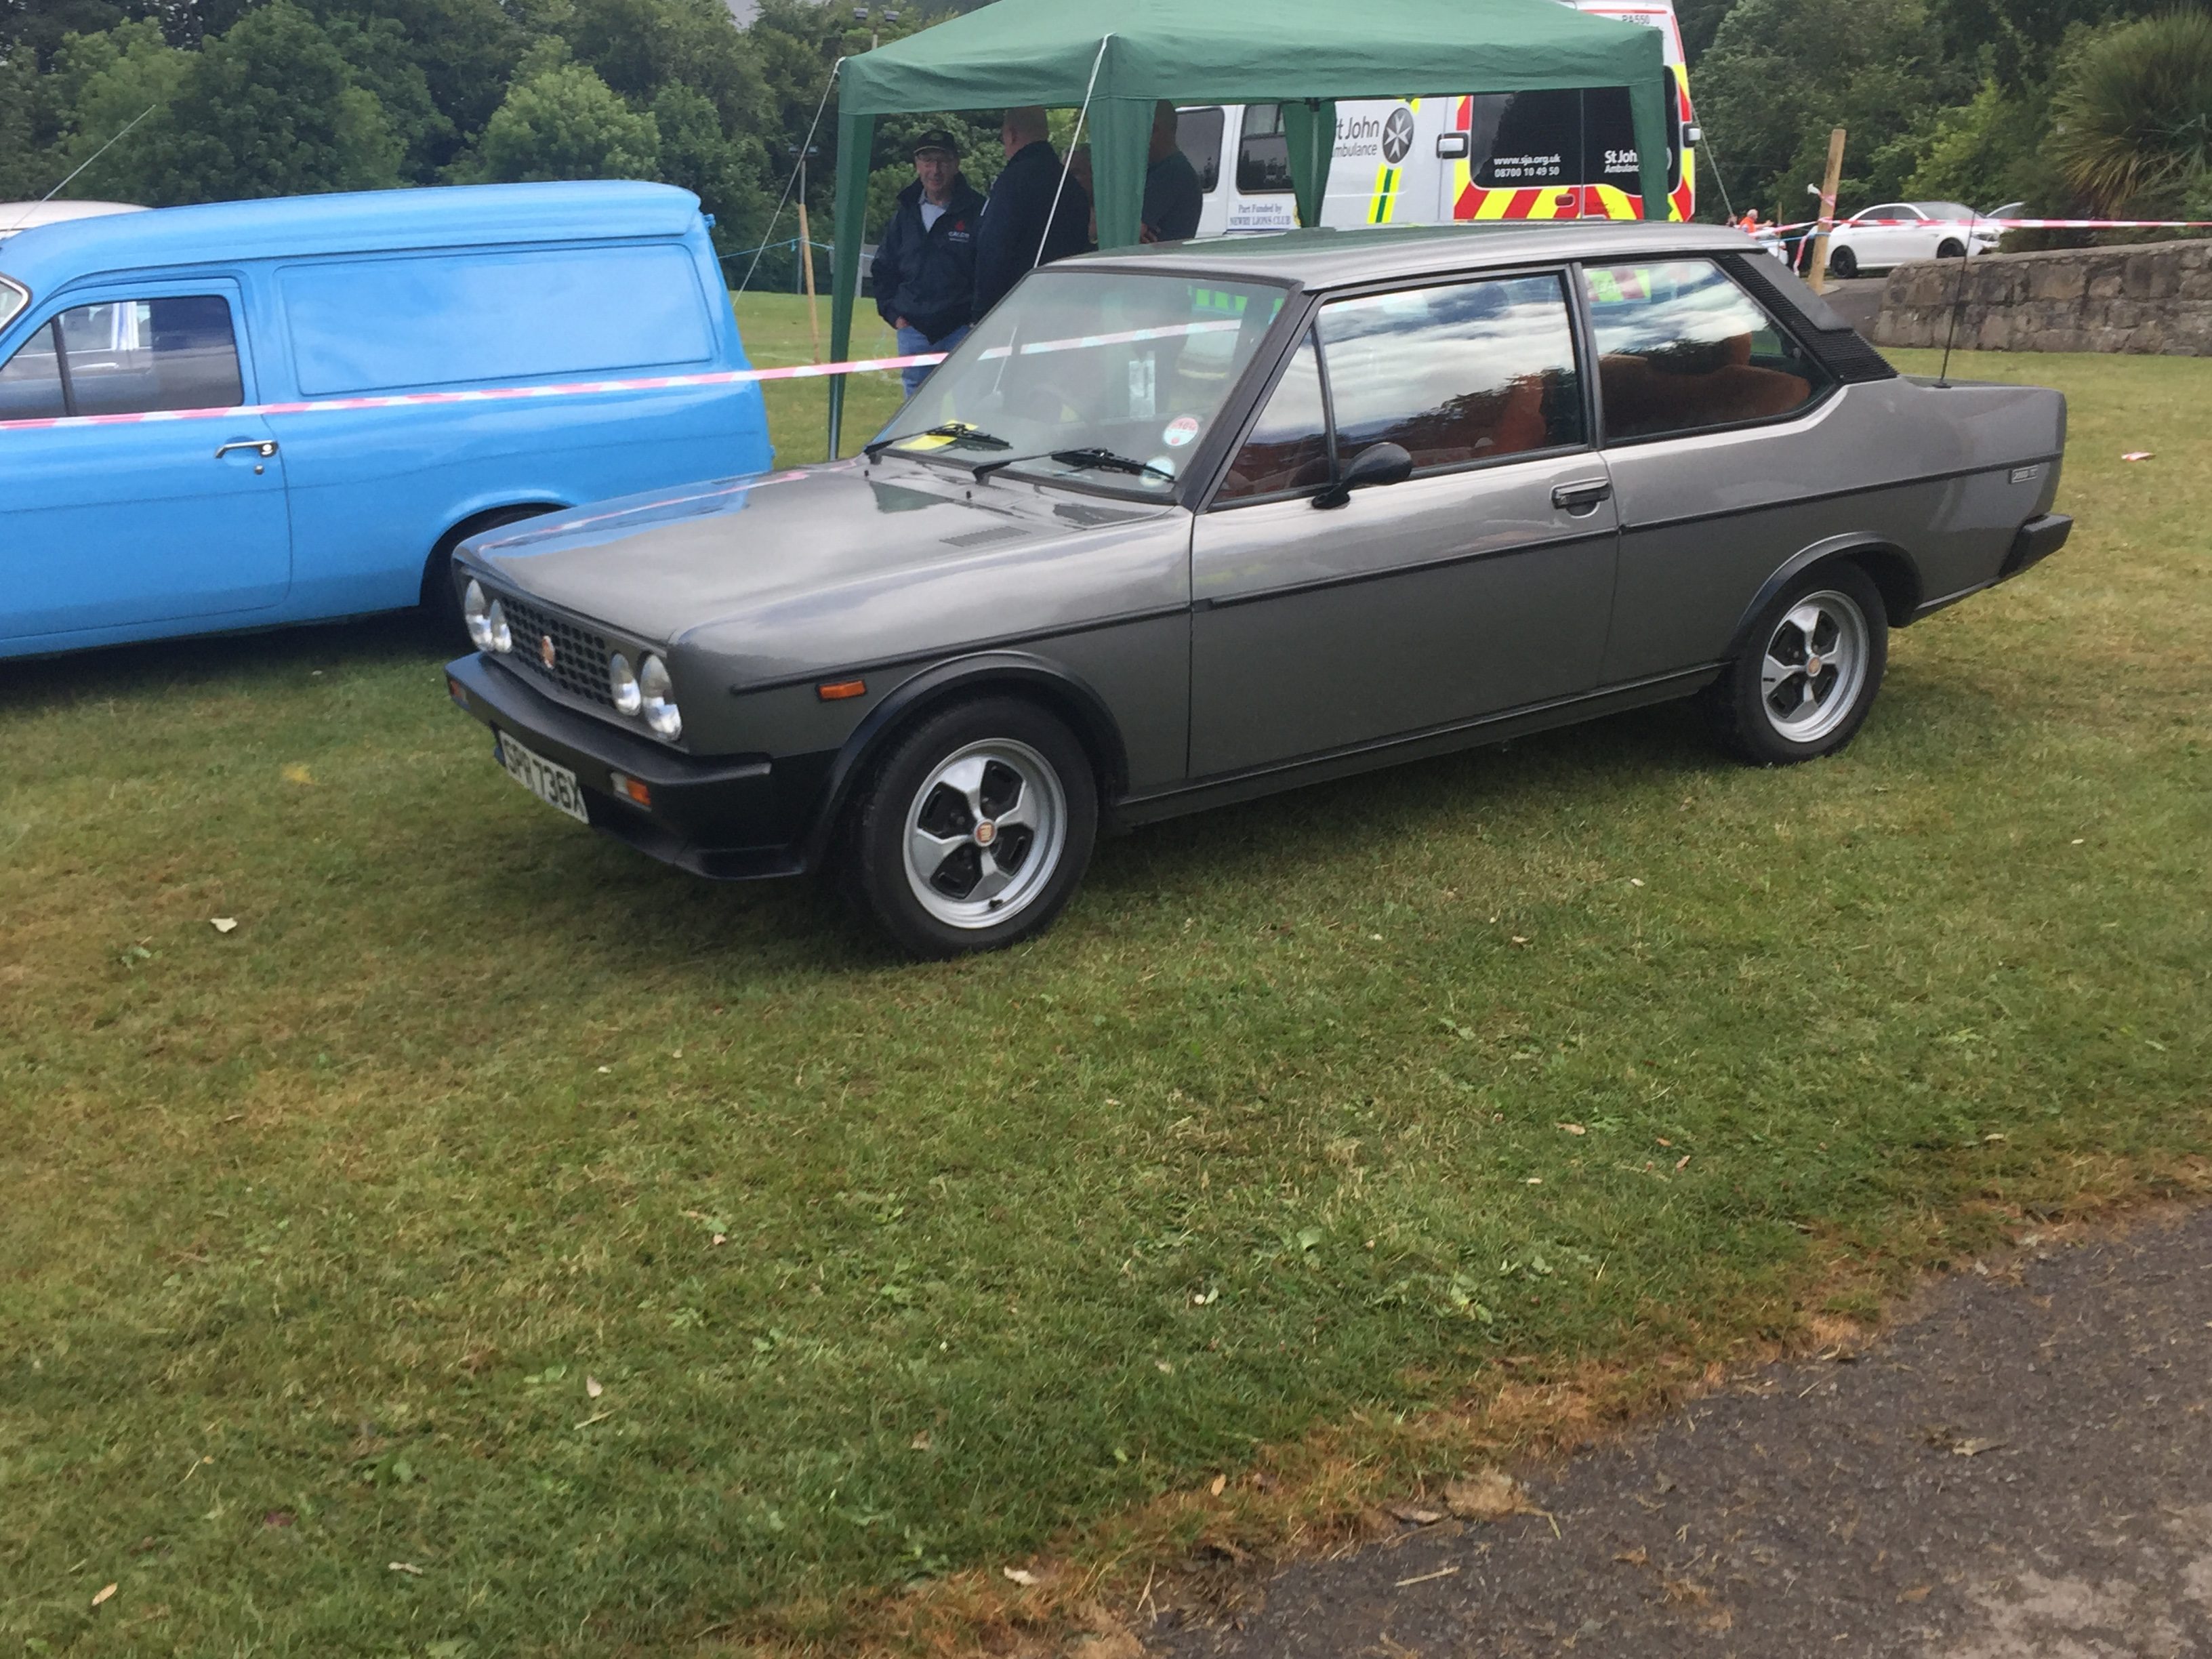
[1174,1,1698,234]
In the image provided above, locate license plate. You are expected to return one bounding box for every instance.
[495,731,590,824]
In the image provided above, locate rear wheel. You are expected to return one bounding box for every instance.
[1827,243,1859,279]
[422,506,558,646]
[1711,562,1888,766]
[844,697,1098,958]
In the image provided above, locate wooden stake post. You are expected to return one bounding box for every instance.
[795,196,823,364]
[1807,127,1847,293]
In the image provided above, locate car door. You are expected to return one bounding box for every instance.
[0,276,290,644]
[1582,256,1842,686]
[1188,270,1618,778]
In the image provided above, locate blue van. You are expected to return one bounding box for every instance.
[0,181,771,658]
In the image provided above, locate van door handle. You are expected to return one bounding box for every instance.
[214,440,278,460]
[1551,478,1612,511]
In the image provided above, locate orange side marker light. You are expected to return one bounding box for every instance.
[817,679,867,701]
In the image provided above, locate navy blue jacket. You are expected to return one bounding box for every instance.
[972,140,1092,316]
[872,174,987,342]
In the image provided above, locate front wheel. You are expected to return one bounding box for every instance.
[1711,562,1889,766]
[1826,244,1859,279]
[844,697,1099,958]
[1936,238,1966,259]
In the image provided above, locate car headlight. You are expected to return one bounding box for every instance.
[463,579,493,651]
[485,598,512,654]
[609,653,642,715]
[638,653,681,739]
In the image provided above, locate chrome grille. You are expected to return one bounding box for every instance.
[499,593,612,709]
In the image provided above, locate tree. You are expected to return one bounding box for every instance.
[2049,7,2212,216]
[149,1,401,201]
[1696,0,1969,217]
[42,18,191,203]
[459,50,662,182]
[323,13,458,180]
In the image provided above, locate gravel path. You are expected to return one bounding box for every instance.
[1148,1209,2212,1658]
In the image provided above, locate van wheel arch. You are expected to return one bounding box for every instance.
[419,503,567,636]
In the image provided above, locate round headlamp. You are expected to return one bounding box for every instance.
[609,653,642,715]
[462,579,493,651]
[485,598,513,653]
[638,653,681,740]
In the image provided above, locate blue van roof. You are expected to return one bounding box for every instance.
[0,181,703,300]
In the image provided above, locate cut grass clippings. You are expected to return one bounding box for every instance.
[1,311,2207,1654]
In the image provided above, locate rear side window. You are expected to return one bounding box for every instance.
[1177,106,1225,194]
[1582,259,1832,442]
[281,243,714,396]
[0,295,243,419]
[1237,104,1293,195]
[1316,274,1584,472]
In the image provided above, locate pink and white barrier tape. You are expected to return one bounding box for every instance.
[0,349,951,434]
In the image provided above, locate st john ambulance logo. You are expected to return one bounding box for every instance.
[1382,106,1415,165]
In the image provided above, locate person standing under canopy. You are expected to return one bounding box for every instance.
[1142,100,1203,243]
[972,106,1090,316]
[872,129,987,396]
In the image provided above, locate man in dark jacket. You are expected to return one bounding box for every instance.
[872,130,987,396]
[972,106,1090,318]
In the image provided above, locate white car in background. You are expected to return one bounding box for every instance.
[0,201,146,243]
[1824,201,2004,278]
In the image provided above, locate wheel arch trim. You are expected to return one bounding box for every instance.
[796,651,1131,869]
[1723,536,1919,664]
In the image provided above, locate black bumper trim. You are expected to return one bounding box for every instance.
[444,653,824,881]
[2002,512,2072,579]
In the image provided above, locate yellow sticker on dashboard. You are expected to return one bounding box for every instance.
[899,432,958,451]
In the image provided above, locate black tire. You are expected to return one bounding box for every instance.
[843,697,1099,959]
[1827,244,1859,280]
[421,505,558,647]
[1710,560,1889,766]
[1936,238,1966,260]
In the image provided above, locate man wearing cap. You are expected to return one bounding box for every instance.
[872,129,987,396]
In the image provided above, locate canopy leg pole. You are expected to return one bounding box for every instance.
[827,106,875,459]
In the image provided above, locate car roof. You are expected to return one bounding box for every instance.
[0,182,702,303]
[1063,220,1756,290]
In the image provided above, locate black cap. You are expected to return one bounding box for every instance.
[910,129,959,159]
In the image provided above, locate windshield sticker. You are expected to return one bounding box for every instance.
[1162,415,1200,448]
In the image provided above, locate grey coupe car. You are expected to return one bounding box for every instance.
[445,221,2070,958]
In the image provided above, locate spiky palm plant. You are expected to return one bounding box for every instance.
[2050,7,2212,214]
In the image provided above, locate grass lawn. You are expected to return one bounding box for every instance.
[2,304,2207,1654]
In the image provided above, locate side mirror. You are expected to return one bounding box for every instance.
[1313,441,1413,510]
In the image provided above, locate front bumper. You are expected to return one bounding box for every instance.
[445,654,832,880]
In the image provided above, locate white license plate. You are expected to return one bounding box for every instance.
[495,731,590,824]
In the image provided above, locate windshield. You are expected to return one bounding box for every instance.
[875,270,1287,493]
[0,274,25,331]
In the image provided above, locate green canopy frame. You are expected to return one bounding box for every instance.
[827,0,1671,453]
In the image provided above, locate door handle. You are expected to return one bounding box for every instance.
[214,440,278,460]
[1551,478,1612,511]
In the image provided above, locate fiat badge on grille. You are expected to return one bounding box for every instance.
[539,635,556,670]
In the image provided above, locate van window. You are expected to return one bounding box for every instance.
[1317,274,1584,472]
[1177,106,1225,194]
[1468,70,1684,198]
[57,295,244,416]
[280,243,714,396]
[1582,259,1830,441]
[1237,104,1294,195]
[0,320,66,420]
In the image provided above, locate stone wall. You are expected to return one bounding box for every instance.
[1872,240,2212,355]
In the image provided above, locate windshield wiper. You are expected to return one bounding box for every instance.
[970,447,1177,485]
[864,422,1011,460]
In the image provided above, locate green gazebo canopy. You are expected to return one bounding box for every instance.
[828,0,1671,450]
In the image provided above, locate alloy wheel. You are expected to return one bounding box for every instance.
[1757,588,1871,745]
[901,740,1067,929]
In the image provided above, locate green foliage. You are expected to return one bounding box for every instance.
[2049,7,2212,216]
[1696,0,1971,216]
[459,51,662,184]
[1902,78,2057,209]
